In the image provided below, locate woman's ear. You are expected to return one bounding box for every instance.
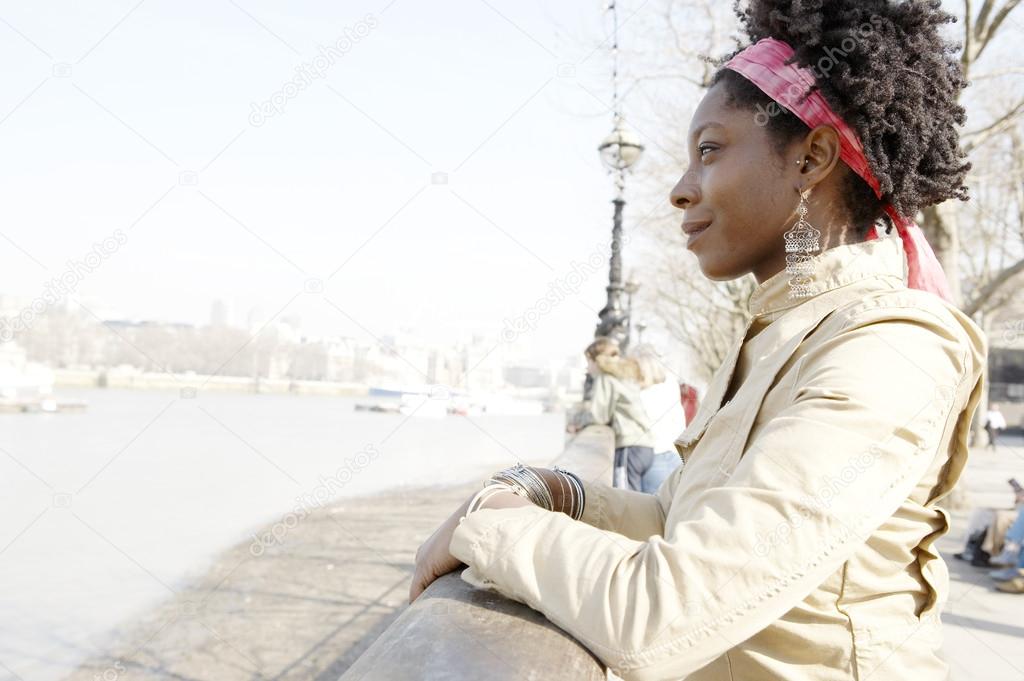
[795,124,843,188]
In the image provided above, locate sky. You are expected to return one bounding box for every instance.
[0,0,688,368]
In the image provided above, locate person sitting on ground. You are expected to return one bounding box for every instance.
[988,503,1024,583]
[988,482,1024,593]
[991,520,1024,593]
[954,479,1024,567]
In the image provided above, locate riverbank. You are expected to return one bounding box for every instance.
[63,443,1024,681]
[54,367,369,397]
[63,480,479,681]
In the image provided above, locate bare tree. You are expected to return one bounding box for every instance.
[920,0,1024,312]
[612,0,750,381]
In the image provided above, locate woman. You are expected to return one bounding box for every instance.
[410,2,987,679]
[630,344,687,494]
[582,337,657,491]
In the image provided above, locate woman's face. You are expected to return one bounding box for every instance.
[670,82,803,283]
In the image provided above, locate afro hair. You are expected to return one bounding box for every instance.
[710,0,972,237]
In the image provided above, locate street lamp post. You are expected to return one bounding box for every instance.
[582,0,644,403]
[594,117,644,347]
[623,276,639,348]
[584,119,644,400]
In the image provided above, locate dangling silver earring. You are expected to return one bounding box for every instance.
[783,187,821,299]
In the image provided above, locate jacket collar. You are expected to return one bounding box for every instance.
[747,233,907,322]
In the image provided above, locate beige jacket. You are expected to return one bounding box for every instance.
[588,356,656,449]
[449,234,987,680]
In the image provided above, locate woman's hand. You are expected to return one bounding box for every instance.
[409,515,465,604]
[409,489,535,603]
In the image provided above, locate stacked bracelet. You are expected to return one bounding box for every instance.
[465,462,586,521]
[553,466,586,521]
[489,463,554,510]
[459,482,523,524]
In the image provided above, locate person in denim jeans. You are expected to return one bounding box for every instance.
[582,338,656,491]
[990,498,1024,591]
[991,512,1024,592]
[630,344,688,494]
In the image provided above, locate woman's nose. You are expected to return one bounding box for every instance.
[669,173,699,209]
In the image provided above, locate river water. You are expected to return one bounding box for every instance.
[0,388,564,680]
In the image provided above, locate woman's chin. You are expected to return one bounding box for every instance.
[689,236,733,280]
[696,256,743,282]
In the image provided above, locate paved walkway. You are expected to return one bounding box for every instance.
[936,439,1024,681]
[63,445,1024,681]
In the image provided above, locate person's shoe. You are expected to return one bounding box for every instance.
[990,542,1021,567]
[953,550,974,562]
[989,566,1022,580]
[971,550,993,567]
[994,572,1024,594]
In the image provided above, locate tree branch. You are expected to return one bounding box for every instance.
[975,0,996,41]
[981,0,1023,52]
[963,96,1024,154]
[965,256,1024,315]
[971,0,1022,63]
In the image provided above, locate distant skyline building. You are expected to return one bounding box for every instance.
[209,299,229,328]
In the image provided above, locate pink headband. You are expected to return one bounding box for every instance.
[724,37,954,303]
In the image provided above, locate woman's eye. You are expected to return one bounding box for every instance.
[698,144,716,158]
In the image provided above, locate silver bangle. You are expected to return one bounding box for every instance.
[553,466,585,520]
[489,463,550,509]
[461,483,520,524]
[483,463,586,521]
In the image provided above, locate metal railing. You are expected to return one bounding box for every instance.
[339,426,615,681]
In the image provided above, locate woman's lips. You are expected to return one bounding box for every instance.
[682,220,711,247]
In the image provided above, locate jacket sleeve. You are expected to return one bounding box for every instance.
[577,475,676,540]
[587,373,615,426]
[449,307,980,680]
